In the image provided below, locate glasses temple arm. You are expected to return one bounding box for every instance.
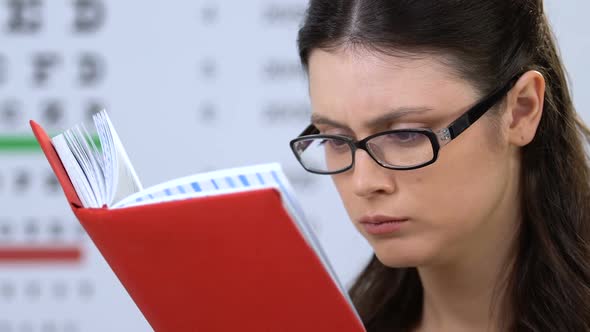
[446,75,520,139]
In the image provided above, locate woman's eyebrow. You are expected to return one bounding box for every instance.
[311,107,433,131]
[310,114,352,131]
[363,106,434,129]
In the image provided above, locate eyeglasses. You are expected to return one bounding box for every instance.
[290,75,520,174]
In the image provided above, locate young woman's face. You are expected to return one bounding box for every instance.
[307,48,521,268]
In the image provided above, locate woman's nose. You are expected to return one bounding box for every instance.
[351,150,396,198]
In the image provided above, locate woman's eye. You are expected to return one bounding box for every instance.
[320,138,349,151]
[385,131,428,147]
[330,139,347,147]
[387,131,421,144]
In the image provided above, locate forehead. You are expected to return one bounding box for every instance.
[307,47,479,130]
[309,47,457,83]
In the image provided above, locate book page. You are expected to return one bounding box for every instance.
[52,123,110,208]
[52,134,98,207]
[67,125,107,203]
[113,163,285,208]
[95,111,143,205]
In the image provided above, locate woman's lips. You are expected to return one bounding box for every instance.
[359,215,409,235]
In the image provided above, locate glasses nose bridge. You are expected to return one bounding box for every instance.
[351,137,379,163]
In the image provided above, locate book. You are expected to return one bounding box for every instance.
[30,111,366,332]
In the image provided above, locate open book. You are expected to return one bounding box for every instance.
[32,110,366,332]
[51,111,303,210]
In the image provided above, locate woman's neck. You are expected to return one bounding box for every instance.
[415,217,519,332]
[415,258,512,332]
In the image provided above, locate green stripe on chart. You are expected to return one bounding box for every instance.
[0,135,101,153]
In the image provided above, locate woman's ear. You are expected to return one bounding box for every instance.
[505,70,545,146]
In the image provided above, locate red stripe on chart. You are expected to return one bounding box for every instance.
[0,246,82,263]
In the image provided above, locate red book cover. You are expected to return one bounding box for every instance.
[30,120,366,332]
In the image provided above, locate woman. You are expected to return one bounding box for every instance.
[289,1,590,331]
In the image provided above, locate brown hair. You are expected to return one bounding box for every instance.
[297,1,590,331]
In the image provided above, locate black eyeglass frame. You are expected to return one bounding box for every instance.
[290,74,521,174]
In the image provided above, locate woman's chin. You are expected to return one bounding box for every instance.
[371,242,434,268]
[374,252,424,268]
